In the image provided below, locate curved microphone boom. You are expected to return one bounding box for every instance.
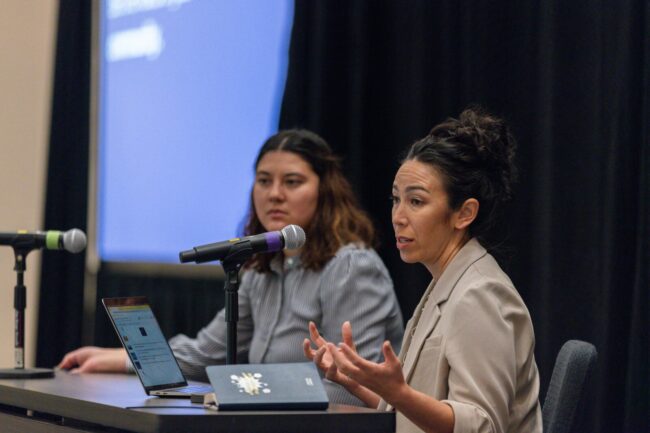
[179,225,305,365]
[179,225,306,264]
[0,228,87,253]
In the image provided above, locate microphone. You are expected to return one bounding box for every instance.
[0,229,87,253]
[179,225,306,264]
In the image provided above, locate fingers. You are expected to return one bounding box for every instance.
[64,348,91,373]
[314,345,353,385]
[382,341,400,365]
[304,322,326,362]
[341,321,357,352]
[314,345,335,378]
[313,345,327,366]
[337,341,382,380]
[58,347,88,369]
[324,362,340,382]
[338,341,371,368]
[308,321,327,347]
[67,352,98,374]
[325,343,356,383]
[311,344,340,382]
[57,352,75,369]
[326,342,358,376]
[303,338,314,360]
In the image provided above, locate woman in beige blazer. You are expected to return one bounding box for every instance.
[304,107,543,433]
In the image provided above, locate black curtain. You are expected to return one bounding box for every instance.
[92,269,224,349]
[279,1,648,432]
[36,0,90,369]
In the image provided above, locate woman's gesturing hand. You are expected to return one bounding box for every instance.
[327,339,407,407]
[303,321,359,388]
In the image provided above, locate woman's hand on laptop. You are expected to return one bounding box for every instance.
[57,347,128,374]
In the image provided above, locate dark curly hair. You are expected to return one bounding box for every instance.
[404,106,518,239]
[244,129,376,272]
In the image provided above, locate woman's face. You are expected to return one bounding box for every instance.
[253,150,320,233]
[391,160,463,277]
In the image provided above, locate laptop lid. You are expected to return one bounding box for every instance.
[102,296,188,395]
[205,362,329,410]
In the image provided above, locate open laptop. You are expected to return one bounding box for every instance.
[102,296,212,398]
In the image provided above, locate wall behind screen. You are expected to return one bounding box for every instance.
[98,0,294,263]
[0,1,57,368]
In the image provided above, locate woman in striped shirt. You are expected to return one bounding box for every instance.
[59,129,404,405]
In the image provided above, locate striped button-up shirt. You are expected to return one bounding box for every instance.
[169,244,404,405]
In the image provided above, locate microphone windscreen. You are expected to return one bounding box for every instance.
[281,225,306,250]
[63,228,87,253]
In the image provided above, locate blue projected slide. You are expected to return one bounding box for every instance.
[98,0,294,262]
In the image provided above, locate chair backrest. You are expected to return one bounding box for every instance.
[542,340,598,433]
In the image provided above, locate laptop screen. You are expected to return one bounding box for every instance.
[103,297,186,390]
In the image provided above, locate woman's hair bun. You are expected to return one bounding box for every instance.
[405,106,519,239]
[429,106,517,202]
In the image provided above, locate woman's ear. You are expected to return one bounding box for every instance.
[454,198,479,230]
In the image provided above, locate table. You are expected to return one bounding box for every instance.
[0,371,394,432]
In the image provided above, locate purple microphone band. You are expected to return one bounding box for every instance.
[264,231,283,252]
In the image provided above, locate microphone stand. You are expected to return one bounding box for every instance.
[0,248,54,378]
[221,241,253,365]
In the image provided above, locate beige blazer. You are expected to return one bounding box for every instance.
[378,239,542,433]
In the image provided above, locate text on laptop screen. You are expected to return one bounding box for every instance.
[108,305,185,387]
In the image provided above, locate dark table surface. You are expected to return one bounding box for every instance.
[0,371,394,433]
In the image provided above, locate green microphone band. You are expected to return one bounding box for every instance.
[45,231,62,250]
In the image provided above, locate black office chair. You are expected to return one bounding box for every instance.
[542,340,598,433]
